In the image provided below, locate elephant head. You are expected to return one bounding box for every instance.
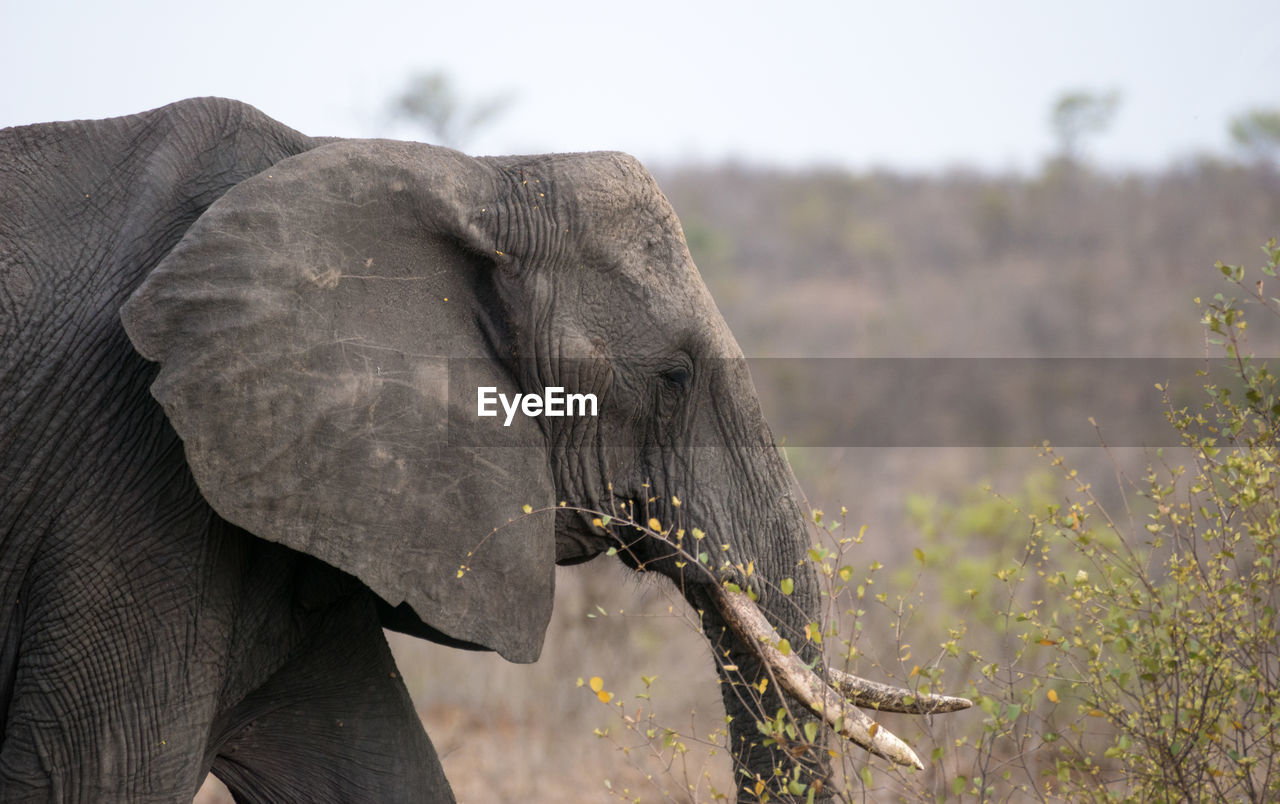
[120,139,966,798]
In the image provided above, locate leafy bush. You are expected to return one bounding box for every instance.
[899,239,1280,801]
[1037,239,1280,801]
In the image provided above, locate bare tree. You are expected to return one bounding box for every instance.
[1229,107,1280,165]
[389,70,512,149]
[1050,89,1121,165]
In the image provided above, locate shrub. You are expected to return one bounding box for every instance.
[1036,239,1280,801]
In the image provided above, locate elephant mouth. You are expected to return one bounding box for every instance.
[710,583,971,770]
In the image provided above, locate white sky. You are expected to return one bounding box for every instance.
[3,0,1277,172]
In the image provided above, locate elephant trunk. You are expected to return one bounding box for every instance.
[695,590,833,801]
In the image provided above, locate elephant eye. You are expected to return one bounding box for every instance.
[660,364,691,391]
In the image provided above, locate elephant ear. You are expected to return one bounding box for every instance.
[120,140,554,663]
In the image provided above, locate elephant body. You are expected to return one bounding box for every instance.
[1,99,448,801]
[1,99,950,803]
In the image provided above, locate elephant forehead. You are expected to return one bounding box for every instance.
[483,151,683,249]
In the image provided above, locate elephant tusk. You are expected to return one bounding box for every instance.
[826,668,972,714]
[711,584,936,771]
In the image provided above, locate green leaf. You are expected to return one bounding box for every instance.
[780,577,794,595]
[803,721,818,743]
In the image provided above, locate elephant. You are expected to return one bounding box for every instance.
[0,98,967,803]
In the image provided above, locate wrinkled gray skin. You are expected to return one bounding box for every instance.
[1,99,828,802]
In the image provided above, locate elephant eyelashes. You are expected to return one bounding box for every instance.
[660,365,691,392]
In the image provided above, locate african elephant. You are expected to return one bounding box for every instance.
[0,98,966,803]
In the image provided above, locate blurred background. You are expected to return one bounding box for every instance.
[5,1,1278,800]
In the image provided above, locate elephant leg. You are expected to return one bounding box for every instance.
[0,522,227,803]
[208,587,453,804]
